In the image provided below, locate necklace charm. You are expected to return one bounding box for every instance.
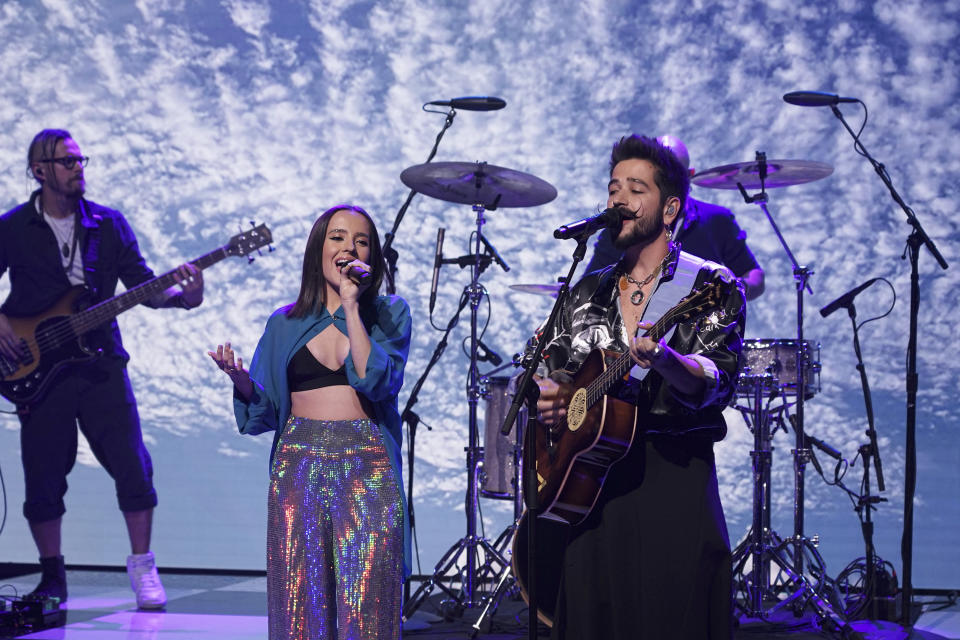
[621,270,658,306]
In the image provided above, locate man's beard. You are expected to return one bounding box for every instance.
[612,206,664,250]
[51,176,85,199]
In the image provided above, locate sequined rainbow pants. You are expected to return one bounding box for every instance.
[267,416,403,640]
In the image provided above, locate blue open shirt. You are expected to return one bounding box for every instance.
[233,295,412,577]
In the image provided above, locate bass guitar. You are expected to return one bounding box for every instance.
[0,224,272,405]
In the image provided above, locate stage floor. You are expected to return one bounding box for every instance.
[0,568,957,639]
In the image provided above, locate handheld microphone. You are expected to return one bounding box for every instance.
[554,208,621,240]
[344,264,372,286]
[783,91,858,107]
[819,278,878,318]
[477,339,503,366]
[479,233,510,272]
[426,96,506,111]
[429,228,445,314]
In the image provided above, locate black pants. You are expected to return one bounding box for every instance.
[551,435,733,640]
[19,358,157,522]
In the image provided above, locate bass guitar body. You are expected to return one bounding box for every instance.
[0,287,100,403]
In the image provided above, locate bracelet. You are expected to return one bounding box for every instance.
[177,294,195,310]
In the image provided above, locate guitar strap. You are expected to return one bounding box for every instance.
[79,200,103,296]
[628,250,706,381]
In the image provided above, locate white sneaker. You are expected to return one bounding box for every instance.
[126,551,167,609]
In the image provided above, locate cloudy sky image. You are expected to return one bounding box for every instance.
[0,0,957,592]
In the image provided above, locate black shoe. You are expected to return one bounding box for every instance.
[28,555,67,602]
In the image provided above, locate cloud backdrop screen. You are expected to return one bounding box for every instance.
[0,0,957,590]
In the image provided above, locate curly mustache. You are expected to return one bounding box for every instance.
[606,205,642,220]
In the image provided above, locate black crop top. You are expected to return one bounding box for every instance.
[287,344,349,391]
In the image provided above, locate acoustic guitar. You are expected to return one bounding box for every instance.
[0,224,272,405]
[529,273,733,526]
[511,273,734,627]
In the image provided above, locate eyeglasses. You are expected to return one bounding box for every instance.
[39,156,89,170]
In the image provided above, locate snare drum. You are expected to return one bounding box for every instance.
[480,376,526,499]
[737,339,821,398]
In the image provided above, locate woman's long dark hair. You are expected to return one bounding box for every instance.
[287,204,385,318]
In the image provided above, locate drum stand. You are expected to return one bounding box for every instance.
[403,197,512,622]
[734,156,860,638]
[469,412,525,637]
[731,385,859,637]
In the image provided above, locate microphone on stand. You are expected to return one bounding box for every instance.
[783,91,859,107]
[806,433,843,461]
[479,233,510,272]
[554,208,621,240]
[819,278,879,318]
[426,96,507,111]
[429,228,445,314]
[477,339,503,366]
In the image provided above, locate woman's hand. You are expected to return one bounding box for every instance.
[208,341,253,400]
[337,259,371,311]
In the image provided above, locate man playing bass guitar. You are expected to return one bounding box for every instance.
[0,129,203,609]
[533,134,745,639]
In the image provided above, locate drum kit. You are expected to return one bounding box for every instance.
[398,151,854,635]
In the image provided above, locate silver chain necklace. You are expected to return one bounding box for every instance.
[619,250,673,305]
[620,268,660,305]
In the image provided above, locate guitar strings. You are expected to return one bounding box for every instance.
[29,248,226,355]
[11,266,198,363]
[5,237,268,385]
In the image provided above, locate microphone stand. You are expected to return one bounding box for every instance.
[400,288,471,603]
[499,234,589,640]
[828,104,948,625]
[402,195,507,622]
[844,300,887,621]
[382,108,457,294]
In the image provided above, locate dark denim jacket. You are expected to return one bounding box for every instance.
[0,191,157,359]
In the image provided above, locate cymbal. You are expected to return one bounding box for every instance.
[509,283,561,297]
[400,161,558,208]
[691,159,833,190]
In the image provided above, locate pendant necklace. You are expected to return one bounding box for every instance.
[620,262,664,306]
[40,200,77,260]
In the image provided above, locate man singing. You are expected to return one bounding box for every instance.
[0,129,203,608]
[534,134,745,639]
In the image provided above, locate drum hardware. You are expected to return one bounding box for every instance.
[698,151,824,587]
[738,339,821,399]
[698,150,854,633]
[732,381,858,636]
[691,158,834,190]
[400,161,556,624]
[469,375,527,636]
